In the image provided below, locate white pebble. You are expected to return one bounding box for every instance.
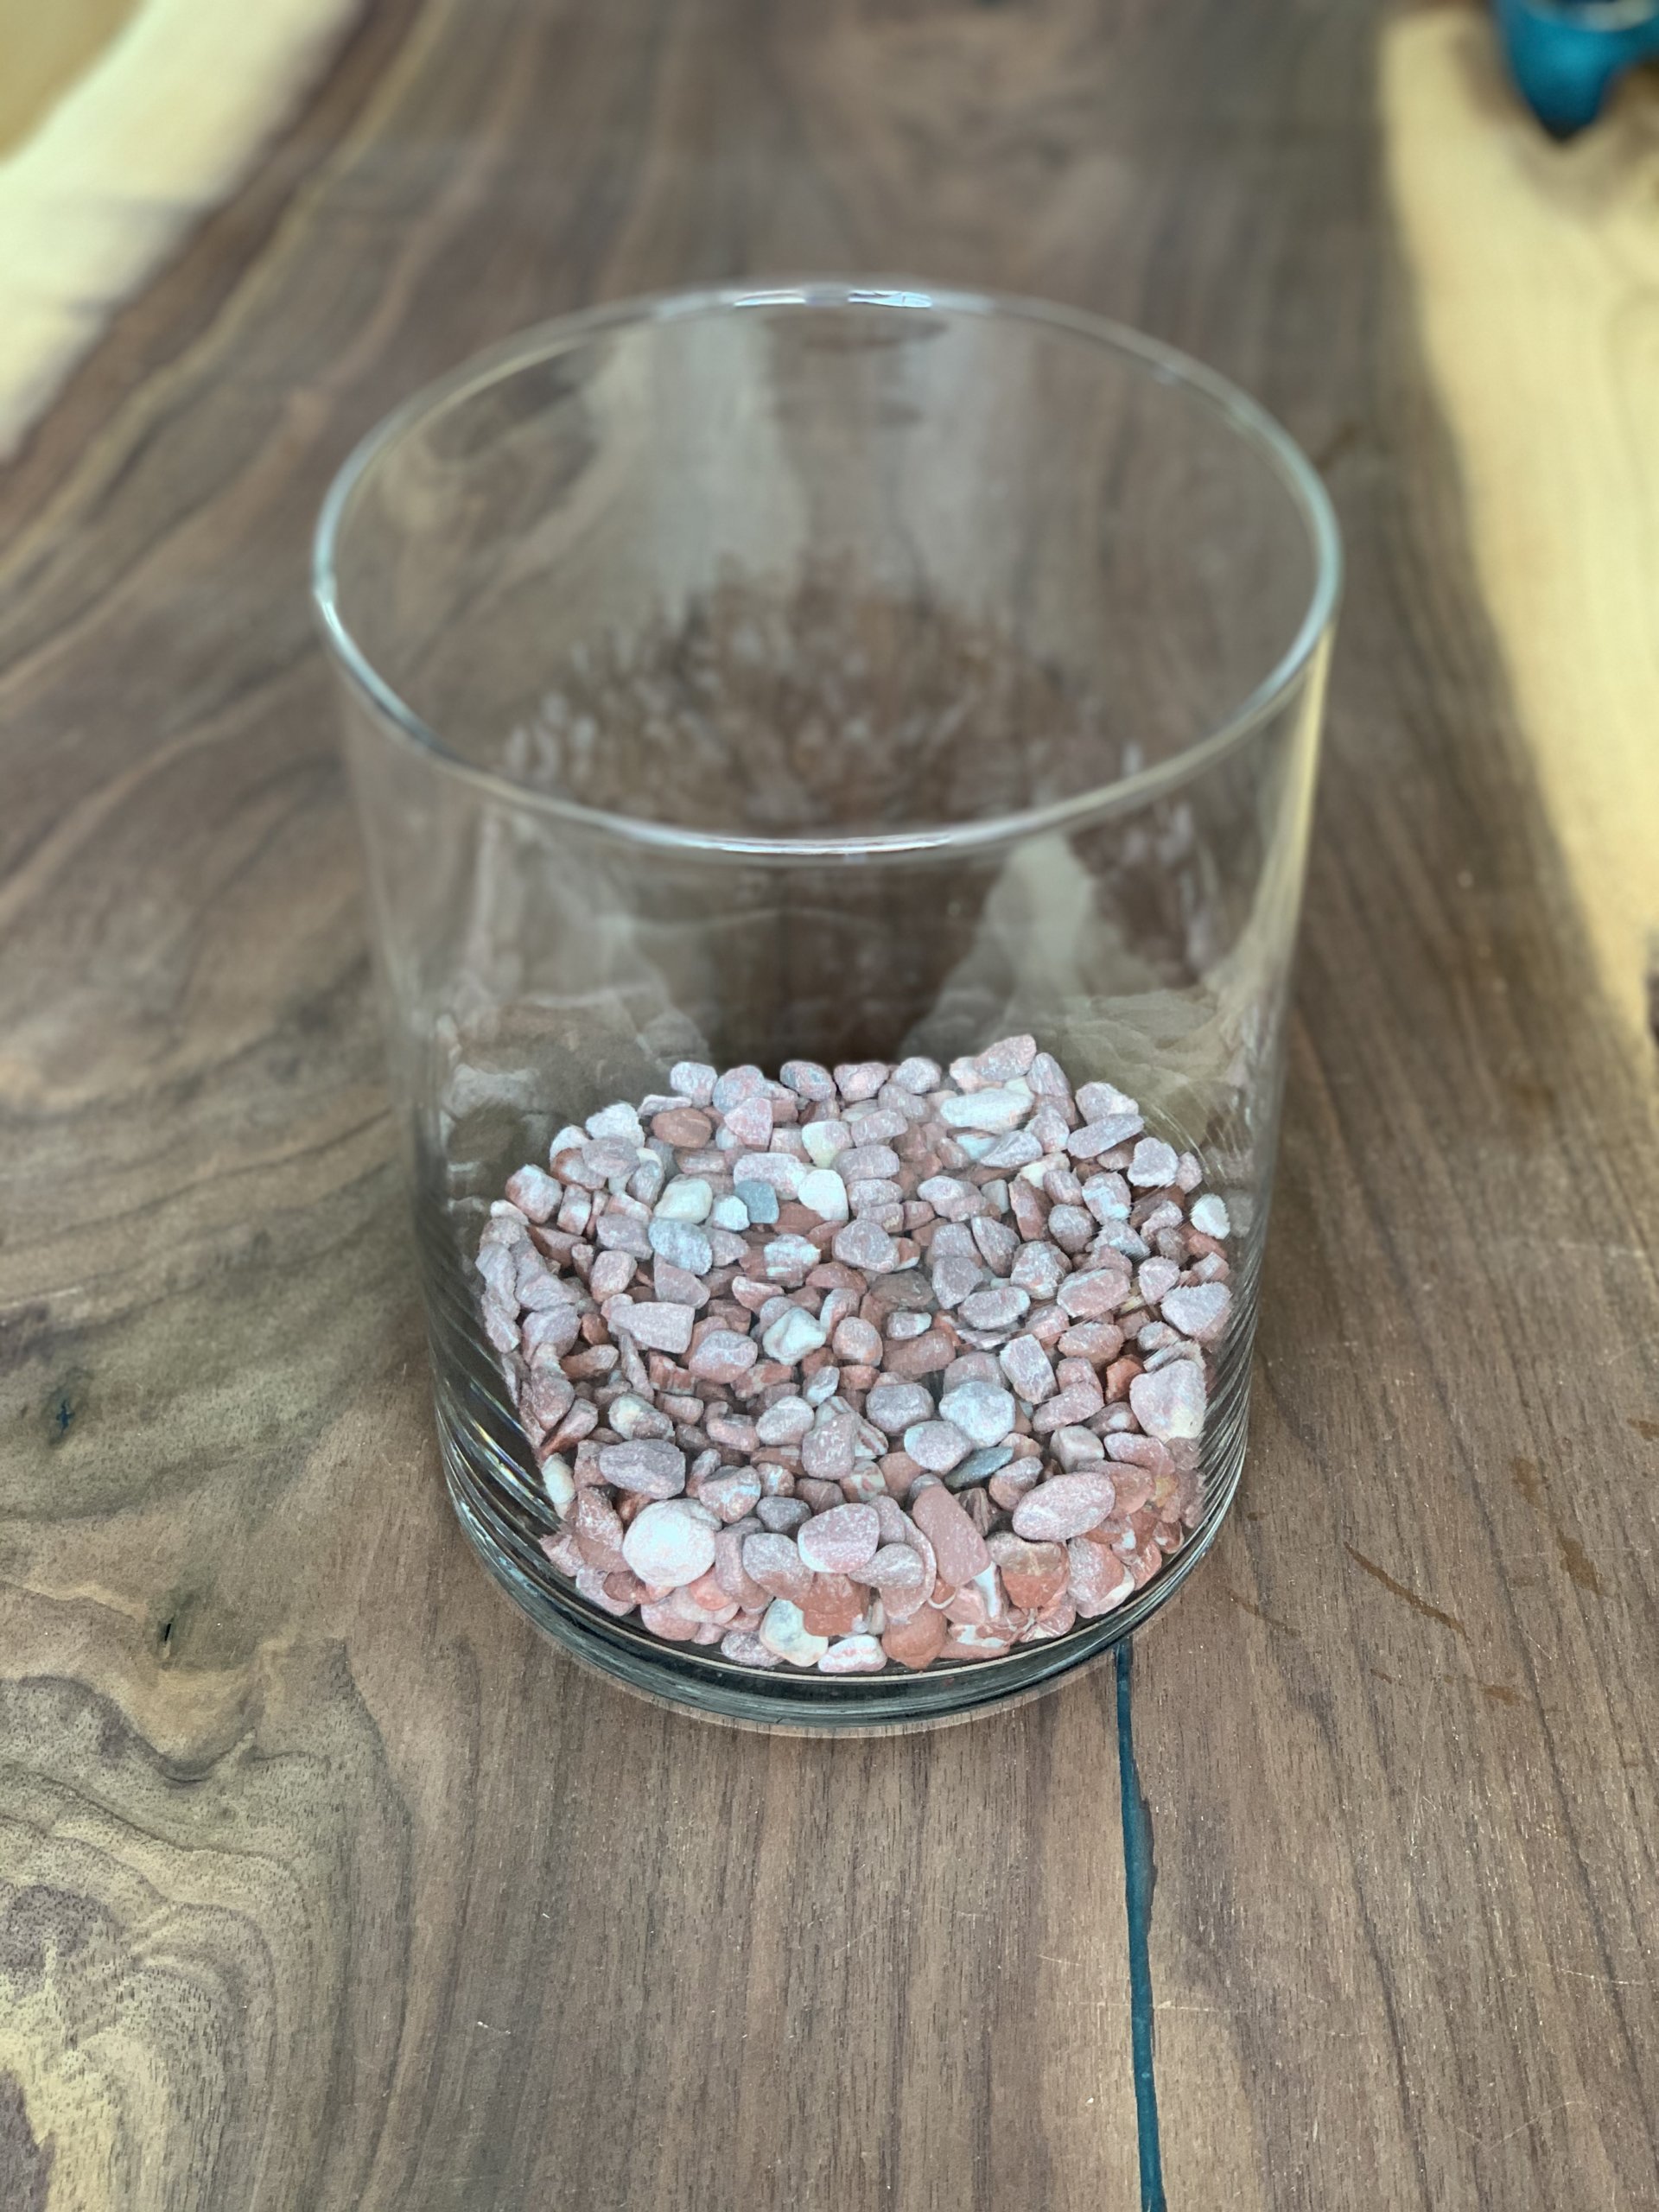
[1190,1192,1230,1239]
[670,1061,717,1106]
[540,1454,576,1516]
[939,1087,1033,1133]
[621,1498,718,1586]
[760,1599,830,1667]
[1128,1137,1180,1188]
[586,1101,645,1146]
[801,1120,852,1168]
[938,1381,1017,1449]
[655,1177,713,1223]
[798,1168,852,1222]
[762,1307,830,1363]
[1128,1361,1208,1440]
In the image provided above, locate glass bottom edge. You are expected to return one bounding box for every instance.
[440,1421,1241,1734]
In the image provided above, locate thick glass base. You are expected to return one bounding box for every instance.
[435,1347,1249,1732]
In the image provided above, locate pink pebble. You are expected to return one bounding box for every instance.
[797,1503,880,1574]
[742,1531,815,1604]
[1011,1472,1117,1541]
[1067,1536,1135,1617]
[910,1483,991,1586]
[688,1328,760,1382]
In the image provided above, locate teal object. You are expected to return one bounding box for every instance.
[1496,0,1659,137]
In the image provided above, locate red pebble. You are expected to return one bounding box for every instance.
[881,1606,949,1671]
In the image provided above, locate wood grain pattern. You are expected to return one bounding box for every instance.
[1,2,1656,2207]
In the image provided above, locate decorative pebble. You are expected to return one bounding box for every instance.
[798,1168,852,1222]
[613,1300,696,1355]
[958,1285,1030,1335]
[1012,1472,1117,1541]
[689,1330,760,1382]
[621,1498,717,1585]
[482,1045,1233,1673]
[1161,1282,1232,1343]
[761,1307,829,1363]
[1128,1137,1180,1188]
[1129,1362,1208,1440]
[938,1380,1017,1449]
[1189,1192,1230,1239]
[654,1176,713,1224]
[939,1088,1033,1134]
[833,1218,899,1272]
[797,1503,880,1574]
[754,1395,815,1445]
[911,1483,992,1586]
[760,1598,830,1666]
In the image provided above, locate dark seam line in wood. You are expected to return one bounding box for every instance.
[1116,1638,1166,2212]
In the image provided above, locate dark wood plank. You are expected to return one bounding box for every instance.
[2,2,1656,2209]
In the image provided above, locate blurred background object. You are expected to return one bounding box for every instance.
[1495,0,1659,135]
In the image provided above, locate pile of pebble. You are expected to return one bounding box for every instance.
[475,1039,1232,1675]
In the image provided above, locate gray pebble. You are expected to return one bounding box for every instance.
[999,1332,1057,1405]
[758,1496,812,1532]
[945,1444,1016,1491]
[755,1395,815,1444]
[931,1252,984,1310]
[734,1178,779,1225]
[958,1285,1030,1334]
[865,1381,936,1435]
[599,1439,688,1497]
[648,1217,713,1274]
[904,1419,973,1473]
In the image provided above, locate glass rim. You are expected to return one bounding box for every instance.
[311,277,1344,863]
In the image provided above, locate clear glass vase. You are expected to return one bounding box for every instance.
[314,281,1340,1727]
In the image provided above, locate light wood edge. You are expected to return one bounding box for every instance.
[0,0,362,458]
[1382,9,1659,1060]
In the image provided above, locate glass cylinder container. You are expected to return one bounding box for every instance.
[313,281,1340,1727]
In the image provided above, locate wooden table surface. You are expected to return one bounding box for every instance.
[3,3,1657,2207]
